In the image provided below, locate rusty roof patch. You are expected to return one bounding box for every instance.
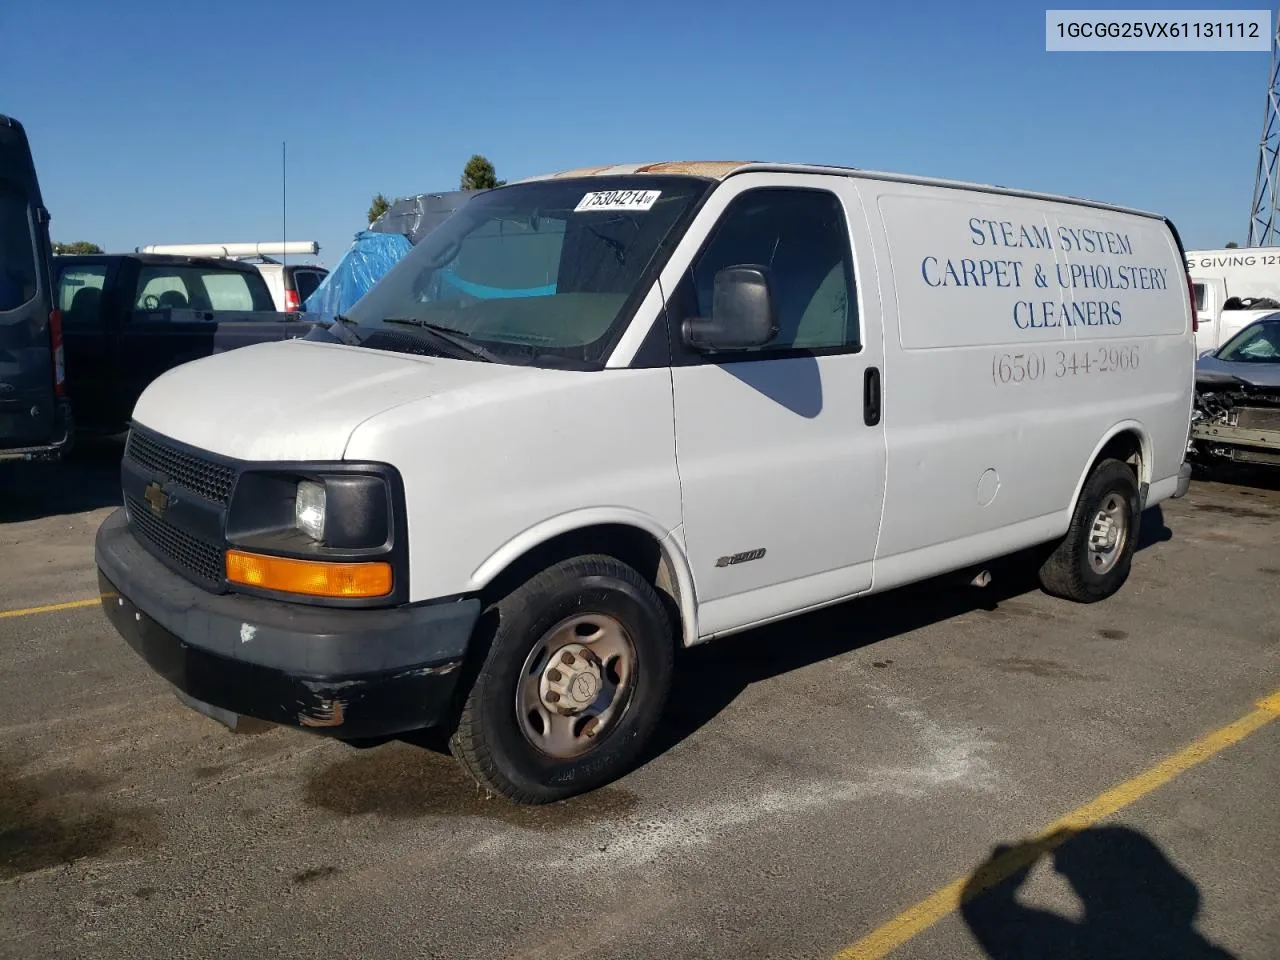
[542,164,619,179]
[517,161,754,183]
[632,161,754,178]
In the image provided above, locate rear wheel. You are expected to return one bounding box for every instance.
[449,554,674,803]
[1038,458,1140,603]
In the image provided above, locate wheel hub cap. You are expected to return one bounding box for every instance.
[540,643,603,716]
[1087,493,1129,573]
[515,613,638,760]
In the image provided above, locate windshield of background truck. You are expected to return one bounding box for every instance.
[345,176,711,365]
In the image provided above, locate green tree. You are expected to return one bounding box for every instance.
[460,154,505,190]
[52,240,103,255]
[368,193,391,226]
[1225,241,1239,248]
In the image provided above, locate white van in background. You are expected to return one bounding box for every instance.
[1186,246,1280,352]
[96,161,1197,804]
[253,261,328,313]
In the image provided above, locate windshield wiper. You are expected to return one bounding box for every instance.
[382,318,501,363]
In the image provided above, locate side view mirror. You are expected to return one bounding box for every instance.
[681,265,778,352]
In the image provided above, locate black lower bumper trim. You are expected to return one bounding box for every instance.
[94,506,483,739]
[100,572,465,738]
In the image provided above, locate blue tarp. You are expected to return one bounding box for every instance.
[303,191,478,320]
[303,230,412,320]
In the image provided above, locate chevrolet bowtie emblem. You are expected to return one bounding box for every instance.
[143,481,170,516]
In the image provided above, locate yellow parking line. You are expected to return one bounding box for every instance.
[0,595,107,620]
[834,689,1280,960]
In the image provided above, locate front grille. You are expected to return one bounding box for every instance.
[127,496,225,587]
[125,430,236,504]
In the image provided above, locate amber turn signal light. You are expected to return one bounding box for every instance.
[225,550,393,598]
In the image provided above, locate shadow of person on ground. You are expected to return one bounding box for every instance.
[0,434,124,523]
[960,825,1235,959]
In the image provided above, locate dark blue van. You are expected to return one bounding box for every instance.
[0,113,71,461]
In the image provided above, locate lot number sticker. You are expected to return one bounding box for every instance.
[574,190,661,212]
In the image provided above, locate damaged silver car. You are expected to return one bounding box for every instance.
[1191,314,1280,468]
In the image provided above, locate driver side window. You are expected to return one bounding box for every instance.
[672,186,860,357]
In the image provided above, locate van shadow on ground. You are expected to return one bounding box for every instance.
[958,824,1236,959]
[0,435,125,523]
[643,505,1172,762]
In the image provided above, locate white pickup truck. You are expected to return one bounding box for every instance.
[1186,247,1280,352]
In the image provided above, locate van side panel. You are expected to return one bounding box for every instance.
[0,116,59,453]
[857,179,1193,586]
[1054,206,1195,494]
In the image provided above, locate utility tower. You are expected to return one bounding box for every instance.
[1248,10,1280,246]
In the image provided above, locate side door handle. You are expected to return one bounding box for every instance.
[863,366,881,426]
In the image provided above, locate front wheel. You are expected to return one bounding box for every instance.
[1038,458,1141,603]
[449,554,674,803]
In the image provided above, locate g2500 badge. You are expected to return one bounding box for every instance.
[715,548,766,568]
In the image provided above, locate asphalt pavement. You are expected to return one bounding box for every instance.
[1,442,1277,960]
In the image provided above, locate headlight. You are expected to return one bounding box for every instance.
[228,470,394,550]
[295,480,326,541]
[224,465,404,605]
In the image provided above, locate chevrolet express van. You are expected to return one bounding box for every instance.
[96,161,1196,803]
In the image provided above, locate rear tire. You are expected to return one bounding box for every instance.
[1038,458,1140,603]
[449,554,674,804]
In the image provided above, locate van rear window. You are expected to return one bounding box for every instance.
[294,269,323,303]
[0,186,37,312]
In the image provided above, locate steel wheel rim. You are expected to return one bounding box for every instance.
[1086,492,1129,575]
[515,613,638,759]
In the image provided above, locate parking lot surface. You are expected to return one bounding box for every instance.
[1,444,1277,960]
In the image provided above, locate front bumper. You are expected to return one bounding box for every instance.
[95,508,481,739]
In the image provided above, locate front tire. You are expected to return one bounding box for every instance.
[1038,458,1141,603]
[449,554,674,803]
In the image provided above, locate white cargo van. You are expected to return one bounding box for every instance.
[1186,246,1280,352]
[95,161,1196,803]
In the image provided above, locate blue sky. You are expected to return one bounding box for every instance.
[0,0,1266,265]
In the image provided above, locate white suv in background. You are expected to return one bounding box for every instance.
[253,262,328,312]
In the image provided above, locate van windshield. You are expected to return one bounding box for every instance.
[344,176,712,366]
